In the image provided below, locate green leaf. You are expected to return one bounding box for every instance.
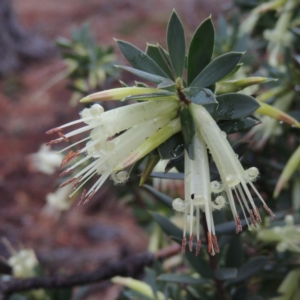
[183,87,217,105]
[116,65,175,87]
[140,154,160,186]
[180,107,195,159]
[214,268,238,281]
[146,44,175,79]
[187,17,215,85]
[158,132,185,159]
[144,268,158,300]
[123,91,176,102]
[205,93,260,120]
[218,116,261,134]
[142,184,173,208]
[219,63,243,81]
[157,274,210,285]
[167,11,186,78]
[157,44,176,79]
[165,153,184,173]
[225,235,244,268]
[229,256,268,284]
[117,40,168,77]
[152,212,182,240]
[190,52,243,88]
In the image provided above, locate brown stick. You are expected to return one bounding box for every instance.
[0,244,181,300]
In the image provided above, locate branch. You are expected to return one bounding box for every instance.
[0,244,180,299]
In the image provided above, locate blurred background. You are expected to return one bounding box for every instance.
[0,0,230,299]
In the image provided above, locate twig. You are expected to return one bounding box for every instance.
[0,244,180,300]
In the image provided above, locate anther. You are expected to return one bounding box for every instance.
[46,138,63,146]
[59,177,77,188]
[72,176,83,189]
[263,204,276,219]
[60,150,81,167]
[212,235,220,253]
[83,190,96,205]
[78,189,87,206]
[235,216,242,234]
[254,206,262,223]
[249,210,257,227]
[60,150,74,168]
[189,234,194,252]
[46,127,63,135]
[181,236,186,254]
[196,239,201,257]
[58,132,69,142]
[207,232,213,254]
[59,168,74,177]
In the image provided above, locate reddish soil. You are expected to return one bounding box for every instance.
[0,0,228,298]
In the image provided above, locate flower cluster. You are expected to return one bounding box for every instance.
[47,85,275,256]
[172,103,275,256]
[47,88,180,205]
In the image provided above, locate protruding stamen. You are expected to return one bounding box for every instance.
[249,210,257,227]
[196,239,201,257]
[83,190,96,205]
[72,176,83,189]
[46,138,63,146]
[60,150,81,167]
[60,150,74,168]
[207,232,213,254]
[78,189,87,206]
[58,132,69,142]
[212,235,220,253]
[254,206,262,223]
[181,236,186,254]
[59,177,77,188]
[59,168,74,177]
[235,216,243,234]
[263,204,276,219]
[46,127,63,135]
[189,234,194,252]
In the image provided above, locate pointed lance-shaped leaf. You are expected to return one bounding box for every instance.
[116,39,168,77]
[115,65,175,88]
[187,16,215,85]
[190,52,244,88]
[139,153,160,186]
[167,11,186,78]
[205,93,260,120]
[180,107,196,159]
[142,184,173,208]
[146,44,175,79]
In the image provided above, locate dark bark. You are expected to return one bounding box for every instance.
[0,244,181,300]
[0,0,55,76]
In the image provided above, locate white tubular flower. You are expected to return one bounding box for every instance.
[44,185,73,217]
[190,103,275,234]
[47,92,179,204]
[8,249,39,278]
[172,133,225,256]
[28,144,63,175]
